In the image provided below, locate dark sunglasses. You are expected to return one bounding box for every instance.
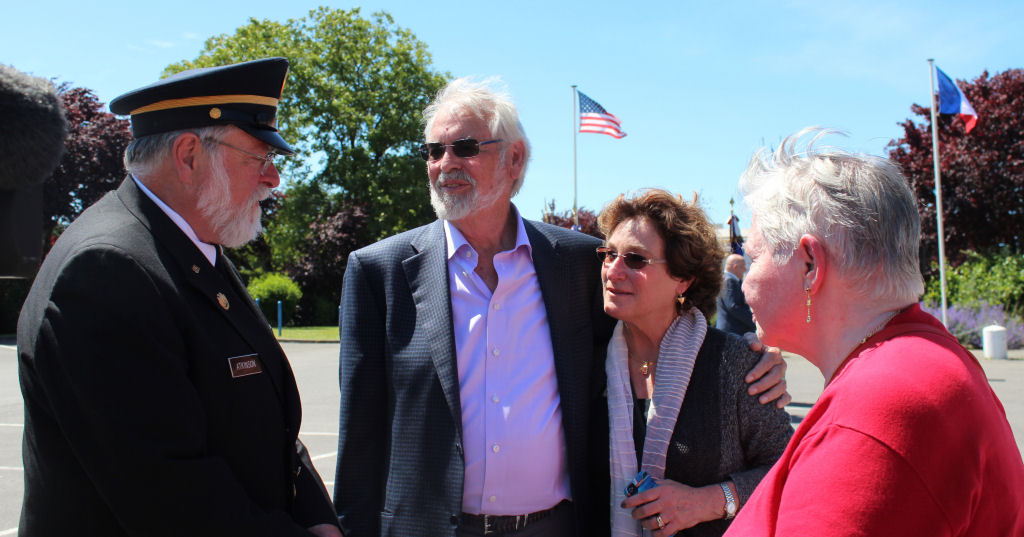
[418,137,502,161]
[596,247,667,271]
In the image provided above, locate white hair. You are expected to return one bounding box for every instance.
[422,76,530,195]
[123,126,231,178]
[739,127,924,303]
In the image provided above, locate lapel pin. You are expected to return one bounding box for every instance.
[192,264,201,274]
[216,292,230,310]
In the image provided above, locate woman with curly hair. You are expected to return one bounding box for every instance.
[600,189,793,537]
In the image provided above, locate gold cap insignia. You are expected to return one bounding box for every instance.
[209,107,222,119]
[216,292,229,310]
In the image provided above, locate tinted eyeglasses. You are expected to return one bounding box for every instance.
[204,138,280,175]
[596,247,667,271]
[418,137,502,161]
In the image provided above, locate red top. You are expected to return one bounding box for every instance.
[725,304,1024,536]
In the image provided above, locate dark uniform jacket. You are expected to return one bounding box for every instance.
[715,272,755,336]
[17,178,336,536]
[333,218,615,537]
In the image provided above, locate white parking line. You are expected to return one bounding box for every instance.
[311,451,337,462]
[0,527,17,535]
[0,344,16,351]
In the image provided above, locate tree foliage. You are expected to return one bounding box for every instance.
[541,201,603,239]
[289,203,368,325]
[166,8,449,249]
[887,68,1024,276]
[923,248,1024,319]
[46,85,132,245]
[246,272,303,325]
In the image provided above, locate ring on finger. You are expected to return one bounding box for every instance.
[657,515,665,529]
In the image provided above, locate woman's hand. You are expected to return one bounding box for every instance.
[620,479,725,535]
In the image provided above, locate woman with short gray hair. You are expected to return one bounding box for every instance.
[724,129,1024,536]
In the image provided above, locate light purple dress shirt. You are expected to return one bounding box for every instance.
[444,211,571,516]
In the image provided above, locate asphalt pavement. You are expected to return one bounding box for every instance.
[0,341,1021,533]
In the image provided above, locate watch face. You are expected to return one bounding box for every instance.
[726,502,737,516]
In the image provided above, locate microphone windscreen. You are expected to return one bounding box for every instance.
[0,64,68,190]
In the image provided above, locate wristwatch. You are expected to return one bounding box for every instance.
[720,482,737,519]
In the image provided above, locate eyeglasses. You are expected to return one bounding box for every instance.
[204,138,280,175]
[418,137,502,161]
[596,247,667,271]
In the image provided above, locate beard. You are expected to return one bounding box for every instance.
[429,168,506,222]
[197,155,270,248]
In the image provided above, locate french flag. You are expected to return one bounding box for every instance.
[935,66,978,133]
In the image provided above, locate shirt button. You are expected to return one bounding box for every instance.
[492,395,499,403]
[493,303,501,310]
[489,495,497,503]
[465,251,472,259]
[492,444,500,453]
[492,348,500,357]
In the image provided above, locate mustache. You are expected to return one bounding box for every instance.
[436,169,476,187]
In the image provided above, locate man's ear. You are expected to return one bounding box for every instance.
[171,133,202,185]
[797,234,827,294]
[505,140,526,182]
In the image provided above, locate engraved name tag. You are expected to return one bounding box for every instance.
[227,354,263,378]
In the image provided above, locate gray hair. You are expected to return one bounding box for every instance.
[422,77,531,195]
[739,128,924,303]
[123,125,231,179]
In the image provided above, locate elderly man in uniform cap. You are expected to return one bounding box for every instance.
[17,58,342,537]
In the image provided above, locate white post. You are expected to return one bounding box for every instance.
[928,58,949,328]
[571,85,579,229]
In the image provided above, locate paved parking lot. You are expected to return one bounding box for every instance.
[1,341,1021,533]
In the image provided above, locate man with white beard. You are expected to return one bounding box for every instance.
[17,58,341,537]
[332,78,789,537]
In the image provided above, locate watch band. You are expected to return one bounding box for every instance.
[720,482,737,519]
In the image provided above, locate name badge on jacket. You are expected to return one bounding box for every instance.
[227,354,263,378]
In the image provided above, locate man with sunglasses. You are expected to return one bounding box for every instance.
[333,77,788,537]
[17,58,340,537]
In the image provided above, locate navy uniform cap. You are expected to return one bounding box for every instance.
[109,57,294,155]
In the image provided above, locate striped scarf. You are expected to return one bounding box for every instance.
[607,310,707,537]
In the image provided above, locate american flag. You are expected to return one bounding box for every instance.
[578,91,626,139]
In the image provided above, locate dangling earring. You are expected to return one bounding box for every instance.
[805,287,812,324]
[677,293,686,308]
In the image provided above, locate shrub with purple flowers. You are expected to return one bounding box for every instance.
[921,301,1024,349]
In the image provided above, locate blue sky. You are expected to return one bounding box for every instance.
[5,0,1022,229]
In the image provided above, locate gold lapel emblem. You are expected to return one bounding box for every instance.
[192,264,201,274]
[216,292,230,310]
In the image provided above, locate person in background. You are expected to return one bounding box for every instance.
[332,77,790,537]
[17,58,340,537]
[600,189,792,537]
[715,254,755,336]
[724,129,1024,536]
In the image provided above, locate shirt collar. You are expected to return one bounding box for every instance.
[443,204,533,261]
[132,174,218,266]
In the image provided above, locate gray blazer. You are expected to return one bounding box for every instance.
[333,218,615,537]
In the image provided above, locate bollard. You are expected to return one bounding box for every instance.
[277,300,283,337]
[982,325,1007,360]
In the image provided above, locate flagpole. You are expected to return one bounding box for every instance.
[572,85,579,229]
[928,58,949,328]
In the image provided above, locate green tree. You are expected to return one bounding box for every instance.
[166,8,449,267]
